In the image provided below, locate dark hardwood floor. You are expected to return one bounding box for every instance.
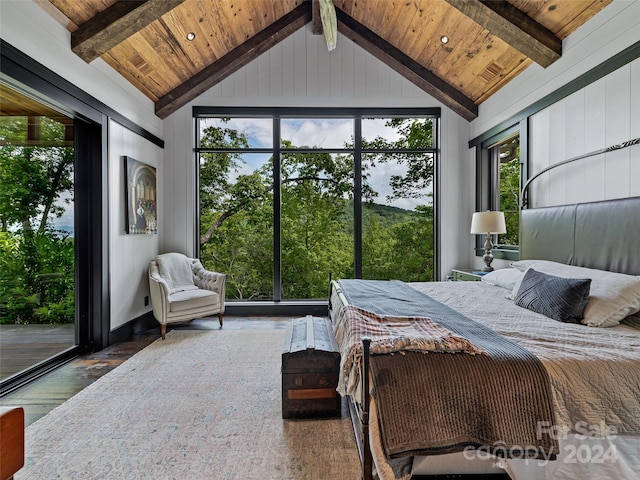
[0,317,290,427]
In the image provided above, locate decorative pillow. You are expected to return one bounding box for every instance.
[510,260,640,327]
[514,268,591,323]
[481,268,525,290]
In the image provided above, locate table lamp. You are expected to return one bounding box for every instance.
[470,211,506,272]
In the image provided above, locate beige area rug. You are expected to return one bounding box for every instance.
[17,329,361,479]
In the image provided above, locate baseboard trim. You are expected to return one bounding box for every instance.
[225,301,328,317]
[108,302,331,346]
[109,312,157,346]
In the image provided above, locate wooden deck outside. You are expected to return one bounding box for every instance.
[0,324,76,381]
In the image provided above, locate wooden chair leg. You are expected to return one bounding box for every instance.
[161,324,167,340]
[218,312,224,327]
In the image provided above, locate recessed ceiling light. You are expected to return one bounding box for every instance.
[186,32,196,41]
[440,35,449,44]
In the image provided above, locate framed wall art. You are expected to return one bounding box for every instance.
[124,156,157,234]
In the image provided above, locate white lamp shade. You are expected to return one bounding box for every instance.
[470,211,507,234]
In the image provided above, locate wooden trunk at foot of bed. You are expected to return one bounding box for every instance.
[281,316,342,419]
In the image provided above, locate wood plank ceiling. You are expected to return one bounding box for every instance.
[35,0,612,121]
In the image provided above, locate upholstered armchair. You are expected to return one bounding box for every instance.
[148,252,226,339]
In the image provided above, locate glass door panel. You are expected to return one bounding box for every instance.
[361,152,435,282]
[281,152,354,299]
[0,83,76,381]
[198,151,274,300]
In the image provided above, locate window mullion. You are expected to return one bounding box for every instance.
[273,117,282,301]
[354,118,362,279]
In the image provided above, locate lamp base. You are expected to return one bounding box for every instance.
[482,234,495,272]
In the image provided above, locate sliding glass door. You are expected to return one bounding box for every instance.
[0,82,76,381]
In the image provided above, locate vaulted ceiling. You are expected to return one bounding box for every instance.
[35,0,613,121]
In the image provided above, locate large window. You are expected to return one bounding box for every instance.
[195,108,439,302]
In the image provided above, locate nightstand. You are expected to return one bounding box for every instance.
[451,269,486,282]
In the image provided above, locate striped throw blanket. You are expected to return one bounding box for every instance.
[334,305,487,398]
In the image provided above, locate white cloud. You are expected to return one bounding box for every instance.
[362,118,403,143]
[202,118,273,148]
[228,155,264,183]
[281,119,353,148]
[365,159,431,210]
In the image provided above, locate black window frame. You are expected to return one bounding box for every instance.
[194,106,441,309]
[474,120,528,262]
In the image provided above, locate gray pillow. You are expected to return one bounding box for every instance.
[514,268,591,323]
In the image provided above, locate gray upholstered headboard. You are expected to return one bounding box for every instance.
[520,196,640,276]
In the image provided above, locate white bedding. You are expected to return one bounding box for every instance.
[410,434,640,480]
[411,281,640,436]
[410,281,640,480]
[331,280,640,480]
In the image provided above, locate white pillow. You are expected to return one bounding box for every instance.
[509,260,640,327]
[510,260,537,272]
[481,268,525,290]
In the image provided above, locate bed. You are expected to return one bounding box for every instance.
[328,196,640,480]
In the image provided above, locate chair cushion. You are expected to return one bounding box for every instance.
[169,289,219,312]
[156,253,195,294]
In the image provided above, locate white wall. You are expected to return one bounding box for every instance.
[1,1,164,330]
[162,26,472,280]
[108,121,162,330]
[529,58,640,207]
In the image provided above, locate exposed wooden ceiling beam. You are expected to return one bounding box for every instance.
[311,0,323,35]
[335,9,478,121]
[444,0,562,68]
[72,0,186,63]
[155,3,312,119]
